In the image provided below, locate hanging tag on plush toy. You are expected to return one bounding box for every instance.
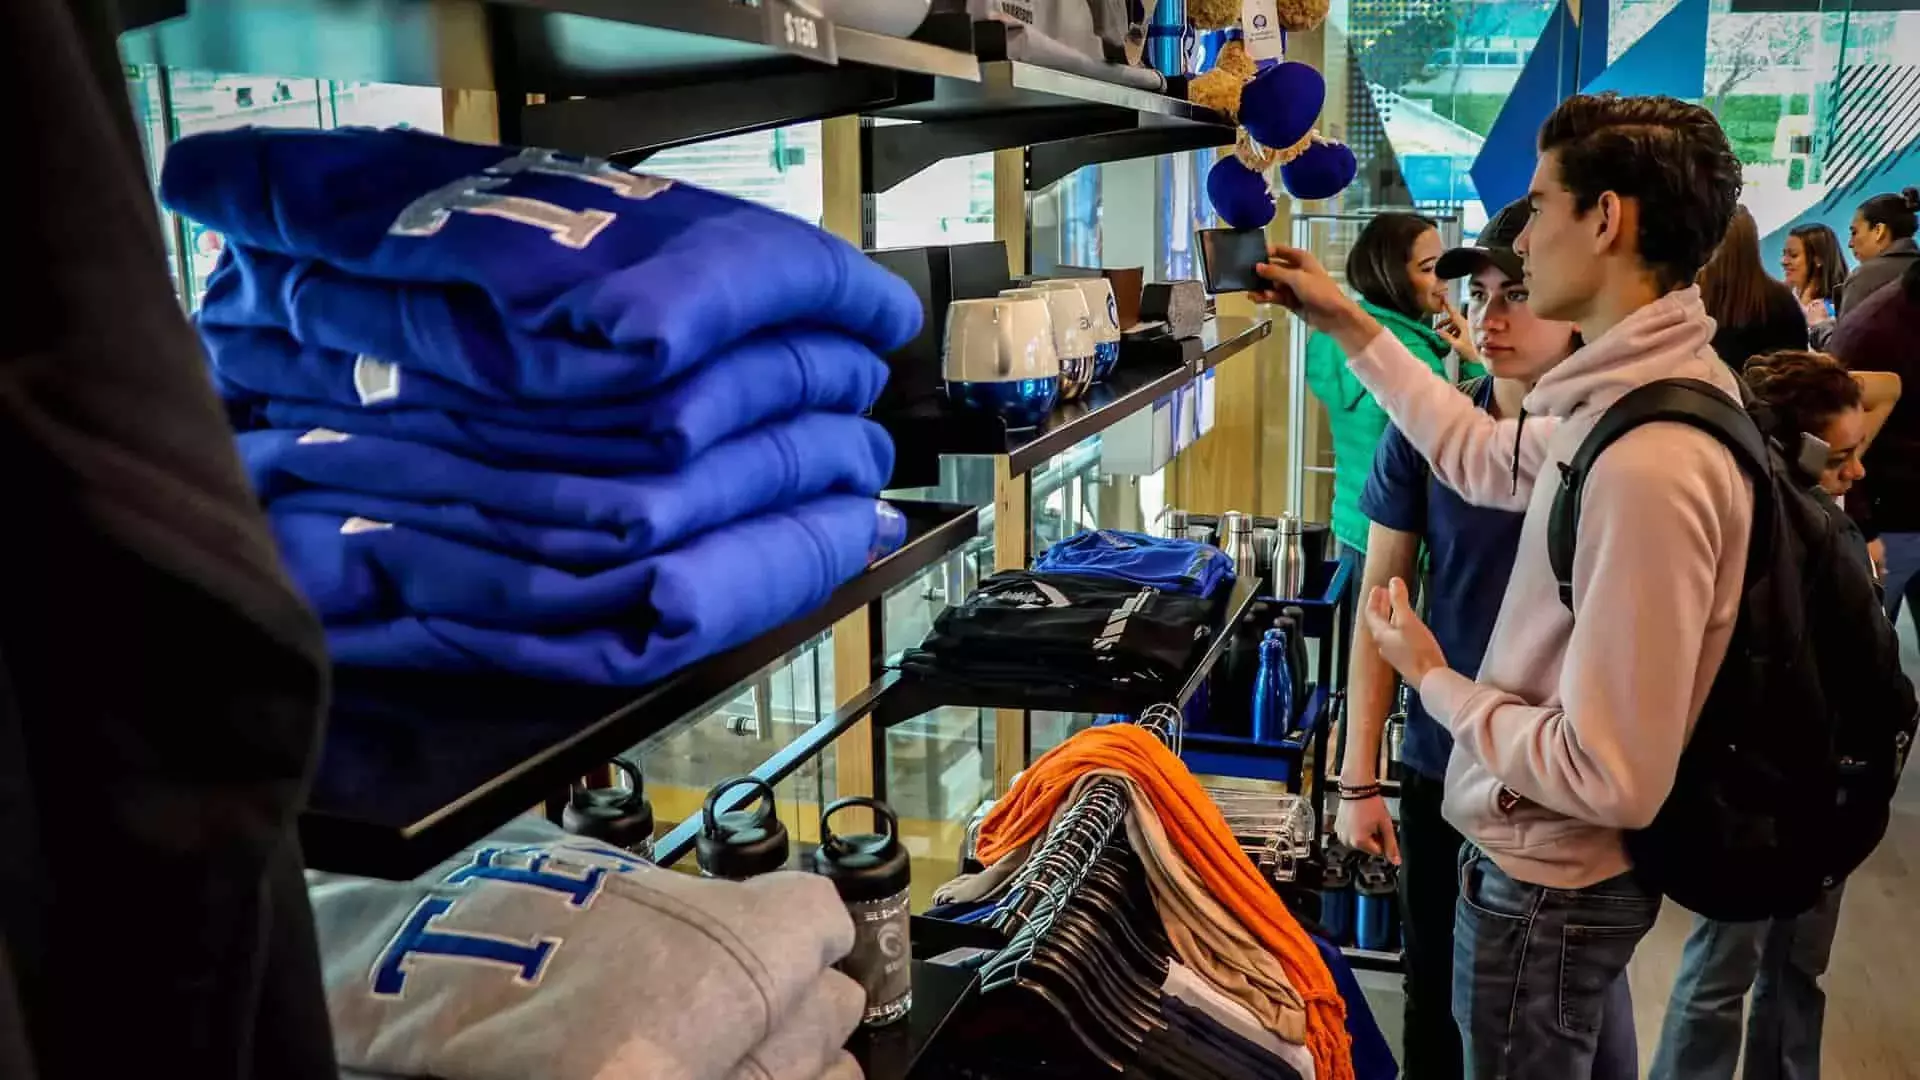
[1241,0,1284,61]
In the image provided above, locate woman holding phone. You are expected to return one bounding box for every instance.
[1305,212,1484,576]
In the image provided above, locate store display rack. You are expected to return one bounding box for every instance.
[300,499,978,881]
[866,19,1238,192]
[881,315,1270,480]
[123,6,1237,188]
[660,574,1258,853]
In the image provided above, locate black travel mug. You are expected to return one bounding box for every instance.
[814,797,913,1027]
[696,775,791,880]
[561,758,655,859]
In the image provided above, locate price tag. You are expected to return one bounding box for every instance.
[763,0,838,65]
[1241,0,1285,61]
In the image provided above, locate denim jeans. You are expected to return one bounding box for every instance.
[1453,846,1657,1079]
[1878,531,1920,623]
[1648,885,1845,1080]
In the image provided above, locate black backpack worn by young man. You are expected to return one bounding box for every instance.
[1549,378,1917,921]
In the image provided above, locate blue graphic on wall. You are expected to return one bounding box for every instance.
[1468,0,1583,215]
[1761,132,1920,270]
[1402,154,1477,206]
[1582,0,1709,100]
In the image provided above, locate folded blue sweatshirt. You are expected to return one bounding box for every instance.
[162,128,921,398]
[237,413,892,565]
[1033,530,1235,598]
[201,323,888,467]
[284,496,901,685]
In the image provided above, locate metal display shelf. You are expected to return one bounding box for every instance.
[1182,685,1331,784]
[299,499,978,881]
[874,574,1259,727]
[120,1,982,161]
[864,21,1237,192]
[879,316,1270,479]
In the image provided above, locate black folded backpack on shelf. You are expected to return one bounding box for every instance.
[1549,378,1917,921]
[901,570,1222,699]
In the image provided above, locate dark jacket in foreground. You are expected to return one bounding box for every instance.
[1829,265,1920,539]
[0,1,334,1076]
[1839,237,1920,317]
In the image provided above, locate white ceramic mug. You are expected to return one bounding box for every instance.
[1037,277,1122,381]
[943,296,1058,382]
[1001,286,1095,400]
[943,296,1060,430]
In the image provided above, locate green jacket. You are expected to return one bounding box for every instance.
[1304,300,1482,554]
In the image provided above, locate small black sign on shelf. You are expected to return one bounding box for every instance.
[763,0,839,64]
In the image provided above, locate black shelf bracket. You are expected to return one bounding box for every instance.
[1026,121,1237,191]
[864,106,1126,193]
[513,63,922,163]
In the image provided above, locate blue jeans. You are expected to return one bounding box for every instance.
[1454,846,1656,1079]
[1648,885,1845,1080]
[1878,531,1920,622]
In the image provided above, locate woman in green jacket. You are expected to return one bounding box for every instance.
[1306,212,1483,569]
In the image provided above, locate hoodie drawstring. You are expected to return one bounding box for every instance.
[1512,408,1528,497]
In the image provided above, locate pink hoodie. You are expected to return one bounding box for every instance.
[1345,287,1754,889]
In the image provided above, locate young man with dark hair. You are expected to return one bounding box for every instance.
[1256,93,1755,1076]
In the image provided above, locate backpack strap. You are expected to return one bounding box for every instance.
[1547,378,1774,611]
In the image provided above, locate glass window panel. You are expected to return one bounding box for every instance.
[644,123,826,223]
[874,147,996,248]
[624,636,836,870]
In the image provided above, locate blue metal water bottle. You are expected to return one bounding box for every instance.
[1147,0,1191,77]
[1251,629,1289,744]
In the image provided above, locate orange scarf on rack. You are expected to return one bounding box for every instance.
[977,724,1354,1080]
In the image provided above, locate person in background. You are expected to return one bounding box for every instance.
[1781,223,1849,343]
[1305,212,1485,579]
[1256,92,1752,1078]
[1337,199,1635,1080]
[1699,206,1807,370]
[1649,350,1899,1080]
[1840,188,1920,315]
[1829,259,1920,619]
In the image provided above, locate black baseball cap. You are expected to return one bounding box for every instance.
[1436,199,1530,282]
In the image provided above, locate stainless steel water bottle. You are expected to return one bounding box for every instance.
[561,758,655,859]
[1273,514,1308,598]
[1221,510,1257,583]
[696,775,790,880]
[814,797,913,1027]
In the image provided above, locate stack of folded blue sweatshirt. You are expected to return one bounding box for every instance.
[159,126,926,686]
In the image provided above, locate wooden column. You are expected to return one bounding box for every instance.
[992,455,1031,793]
[821,116,881,824]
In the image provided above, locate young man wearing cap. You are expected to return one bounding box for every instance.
[1257,93,1751,1077]
[1338,200,1634,1080]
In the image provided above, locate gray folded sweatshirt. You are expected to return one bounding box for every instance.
[310,816,856,1080]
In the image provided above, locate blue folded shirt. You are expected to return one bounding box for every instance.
[237,412,892,567]
[1034,530,1235,597]
[203,323,889,468]
[162,127,921,398]
[284,496,900,685]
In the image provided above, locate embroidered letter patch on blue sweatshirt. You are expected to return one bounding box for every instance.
[162,127,921,399]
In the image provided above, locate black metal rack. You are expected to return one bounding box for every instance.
[301,499,978,880]
[661,574,1258,855]
[123,6,1237,192]
[879,316,1271,480]
[865,20,1238,192]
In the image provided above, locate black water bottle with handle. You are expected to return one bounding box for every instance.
[561,758,655,859]
[813,797,913,1027]
[696,775,791,879]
